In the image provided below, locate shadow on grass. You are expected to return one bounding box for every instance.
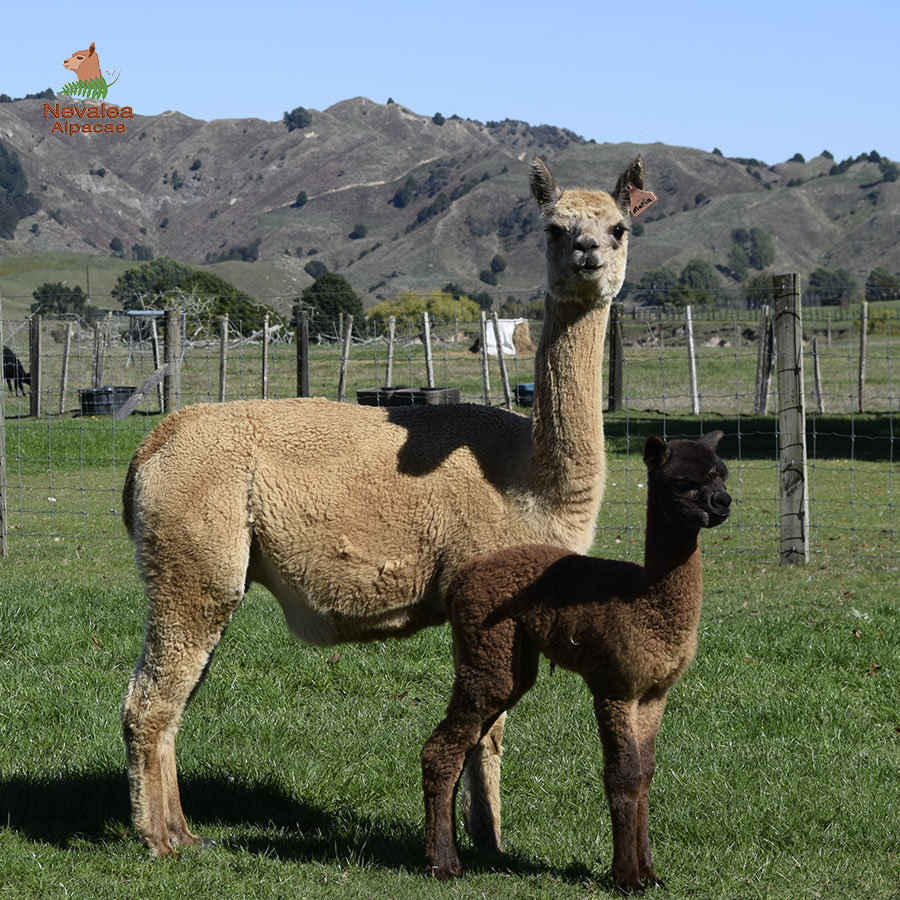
[605,412,897,461]
[0,770,597,884]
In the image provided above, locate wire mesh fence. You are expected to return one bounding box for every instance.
[0,301,896,564]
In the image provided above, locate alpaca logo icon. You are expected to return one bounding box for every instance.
[61,41,121,100]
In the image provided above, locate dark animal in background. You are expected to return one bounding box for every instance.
[3,346,30,396]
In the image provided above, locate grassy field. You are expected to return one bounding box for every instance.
[1,409,898,899]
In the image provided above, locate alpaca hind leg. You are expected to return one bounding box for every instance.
[634,691,667,887]
[423,690,504,877]
[593,696,643,892]
[459,712,505,853]
[122,584,240,856]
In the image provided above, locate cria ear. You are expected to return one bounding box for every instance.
[530,157,561,207]
[643,434,671,469]
[614,158,644,216]
[699,430,724,450]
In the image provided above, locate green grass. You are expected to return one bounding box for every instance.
[1,414,899,898]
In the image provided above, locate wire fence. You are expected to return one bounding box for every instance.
[0,300,896,564]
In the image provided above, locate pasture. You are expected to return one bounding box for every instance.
[1,304,899,897]
[1,408,898,899]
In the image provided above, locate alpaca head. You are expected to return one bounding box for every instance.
[530,156,644,307]
[643,431,732,530]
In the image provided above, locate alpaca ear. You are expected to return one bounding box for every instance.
[530,157,561,208]
[89,42,96,55]
[643,434,670,469]
[613,158,644,215]
[699,430,724,450]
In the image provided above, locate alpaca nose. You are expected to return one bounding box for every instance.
[573,233,602,268]
[713,490,732,513]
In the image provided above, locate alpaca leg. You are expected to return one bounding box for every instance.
[593,697,643,892]
[122,583,240,856]
[634,691,667,887]
[459,712,505,853]
[423,689,502,878]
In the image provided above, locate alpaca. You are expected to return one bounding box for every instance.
[3,346,29,396]
[121,155,649,857]
[63,42,102,82]
[422,432,731,891]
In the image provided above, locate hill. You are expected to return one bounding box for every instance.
[1,94,897,318]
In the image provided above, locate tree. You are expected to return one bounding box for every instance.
[283,106,312,131]
[747,228,776,270]
[0,139,40,240]
[109,236,124,255]
[807,267,858,306]
[31,282,87,316]
[131,243,153,261]
[111,257,193,308]
[743,272,774,309]
[727,244,750,282]
[367,290,480,329]
[304,259,328,280]
[291,191,308,208]
[299,273,363,328]
[634,268,678,305]
[391,177,417,209]
[479,269,498,286]
[176,271,273,331]
[349,224,367,240]
[866,266,900,301]
[674,259,720,306]
[490,254,507,274]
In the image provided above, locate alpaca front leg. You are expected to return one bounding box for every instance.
[594,697,643,892]
[635,691,668,887]
[459,711,505,853]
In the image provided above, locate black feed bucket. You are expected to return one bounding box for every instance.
[79,386,134,416]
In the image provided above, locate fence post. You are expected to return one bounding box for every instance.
[385,315,395,388]
[261,313,270,400]
[774,273,809,565]
[163,309,181,412]
[479,311,492,405]
[685,305,699,415]
[490,312,513,410]
[607,302,624,412]
[811,336,825,414]
[858,300,868,413]
[337,314,353,402]
[150,316,164,412]
[422,312,435,389]
[296,309,310,397]
[59,321,72,415]
[29,314,42,418]
[218,315,228,402]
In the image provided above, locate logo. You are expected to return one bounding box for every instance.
[61,41,120,100]
[45,41,132,135]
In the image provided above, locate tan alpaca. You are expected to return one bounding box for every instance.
[422,433,731,891]
[63,42,101,82]
[121,156,649,857]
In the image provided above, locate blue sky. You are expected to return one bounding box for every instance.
[6,0,899,164]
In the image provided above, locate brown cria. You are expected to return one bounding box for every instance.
[421,432,731,892]
[120,156,648,858]
[63,42,101,82]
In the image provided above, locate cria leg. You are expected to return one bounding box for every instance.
[459,712,506,853]
[634,691,667,887]
[593,696,643,893]
[122,579,242,856]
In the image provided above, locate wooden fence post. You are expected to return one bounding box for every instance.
[296,308,310,397]
[29,314,42,418]
[422,312,435,389]
[59,321,72,415]
[385,315,396,388]
[858,300,868,413]
[479,311,492,406]
[218,315,228,402]
[261,313,270,400]
[811,336,825,414]
[150,316,164,412]
[337,314,353,402]
[490,312,513,410]
[607,302,624,412]
[163,309,181,412]
[685,305,700,415]
[774,273,809,565]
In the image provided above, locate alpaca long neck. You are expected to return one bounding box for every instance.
[641,494,703,632]
[528,297,609,547]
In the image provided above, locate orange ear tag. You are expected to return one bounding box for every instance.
[626,183,659,216]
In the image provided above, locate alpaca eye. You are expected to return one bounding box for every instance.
[546,224,565,239]
[674,479,694,492]
[610,224,627,241]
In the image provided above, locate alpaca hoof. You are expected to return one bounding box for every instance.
[199,837,218,850]
[426,860,463,881]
